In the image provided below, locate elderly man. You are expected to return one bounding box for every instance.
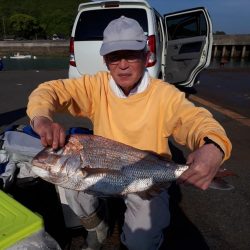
[27,16,231,250]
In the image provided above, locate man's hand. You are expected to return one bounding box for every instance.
[178,143,224,190]
[32,116,66,149]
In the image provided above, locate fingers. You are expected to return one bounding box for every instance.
[51,123,66,149]
[177,144,224,190]
[59,128,66,148]
[179,168,212,190]
[178,158,217,190]
[32,116,66,149]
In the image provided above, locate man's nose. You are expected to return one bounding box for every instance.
[118,59,130,69]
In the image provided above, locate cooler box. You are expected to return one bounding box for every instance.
[0,190,43,249]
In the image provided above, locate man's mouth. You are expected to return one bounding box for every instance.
[118,73,131,78]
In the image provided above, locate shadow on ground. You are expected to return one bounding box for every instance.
[160,142,209,250]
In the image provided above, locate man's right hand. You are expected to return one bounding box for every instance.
[32,116,66,149]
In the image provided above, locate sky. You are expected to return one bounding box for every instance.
[147,0,250,34]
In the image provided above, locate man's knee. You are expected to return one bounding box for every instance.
[64,189,99,217]
[121,228,163,250]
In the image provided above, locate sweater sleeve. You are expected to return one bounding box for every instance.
[164,86,232,161]
[27,75,97,121]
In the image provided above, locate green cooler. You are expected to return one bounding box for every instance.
[0,190,60,249]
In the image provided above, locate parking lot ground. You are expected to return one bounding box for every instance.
[0,68,249,250]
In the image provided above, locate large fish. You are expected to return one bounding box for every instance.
[31,134,234,197]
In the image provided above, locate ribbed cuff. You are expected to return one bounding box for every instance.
[203,136,225,158]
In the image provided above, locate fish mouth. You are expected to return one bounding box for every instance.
[32,165,68,185]
[32,165,49,178]
[31,158,45,167]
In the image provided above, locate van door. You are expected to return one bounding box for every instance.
[163,7,213,88]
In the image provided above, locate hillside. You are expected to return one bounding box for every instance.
[0,0,90,39]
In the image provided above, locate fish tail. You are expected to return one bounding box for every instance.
[209,168,237,191]
[215,168,238,178]
[209,178,235,191]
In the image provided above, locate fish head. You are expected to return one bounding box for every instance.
[31,147,69,184]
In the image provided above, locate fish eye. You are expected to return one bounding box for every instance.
[52,148,64,155]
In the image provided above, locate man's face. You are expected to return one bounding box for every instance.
[104,50,149,95]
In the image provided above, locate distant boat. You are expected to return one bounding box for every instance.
[10,52,36,59]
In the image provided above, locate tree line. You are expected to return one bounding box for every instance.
[0,0,89,40]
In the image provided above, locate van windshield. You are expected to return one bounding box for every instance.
[74,9,148,41]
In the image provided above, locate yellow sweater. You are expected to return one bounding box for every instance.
[27,71,231,160]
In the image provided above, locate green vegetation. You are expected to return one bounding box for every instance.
[214,31,226,35]
[0,0,89,40]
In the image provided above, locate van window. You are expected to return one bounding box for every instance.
[166,12,207,40]
[74,9,148,41]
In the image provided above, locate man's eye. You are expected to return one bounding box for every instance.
[126,55,137,60]
[110,56,120,61]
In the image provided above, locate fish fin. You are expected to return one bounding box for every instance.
[215,168,238,178]
[83,189,114,198]
[209,178,235,191]
[81,166,120,176]
[136,184,170,200]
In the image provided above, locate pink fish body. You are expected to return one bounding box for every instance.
[31,134,189,196]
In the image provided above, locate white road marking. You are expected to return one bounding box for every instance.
[190,95,250,127]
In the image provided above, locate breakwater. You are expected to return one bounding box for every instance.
[0,35,250,59]
[0,40,69,57]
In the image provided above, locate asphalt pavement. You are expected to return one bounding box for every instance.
[0,68,249,250]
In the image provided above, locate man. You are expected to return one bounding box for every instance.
[27,16,232,250]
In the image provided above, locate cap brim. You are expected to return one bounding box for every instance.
[100,40,146,56]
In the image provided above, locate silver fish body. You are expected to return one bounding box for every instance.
[31,134,189,196]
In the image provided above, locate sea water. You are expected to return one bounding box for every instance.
[1,56,250,71]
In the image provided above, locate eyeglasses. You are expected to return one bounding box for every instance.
[105,51,145,65]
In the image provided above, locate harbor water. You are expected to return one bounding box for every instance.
[0,56,250,71]
[0,56,69,71]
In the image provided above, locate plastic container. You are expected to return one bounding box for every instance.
[0,190,61,249]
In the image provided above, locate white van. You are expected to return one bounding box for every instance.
[64,0,213,229]
[68,0,213,89]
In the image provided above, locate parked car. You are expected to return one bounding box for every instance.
[68,0,213,90]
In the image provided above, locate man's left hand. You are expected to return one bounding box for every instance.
[178,143,224,190]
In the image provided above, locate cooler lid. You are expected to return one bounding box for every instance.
[0,190,43,249]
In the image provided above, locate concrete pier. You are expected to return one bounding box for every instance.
[213,35,250,59]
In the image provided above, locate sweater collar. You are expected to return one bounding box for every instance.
[109,70,150,98]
